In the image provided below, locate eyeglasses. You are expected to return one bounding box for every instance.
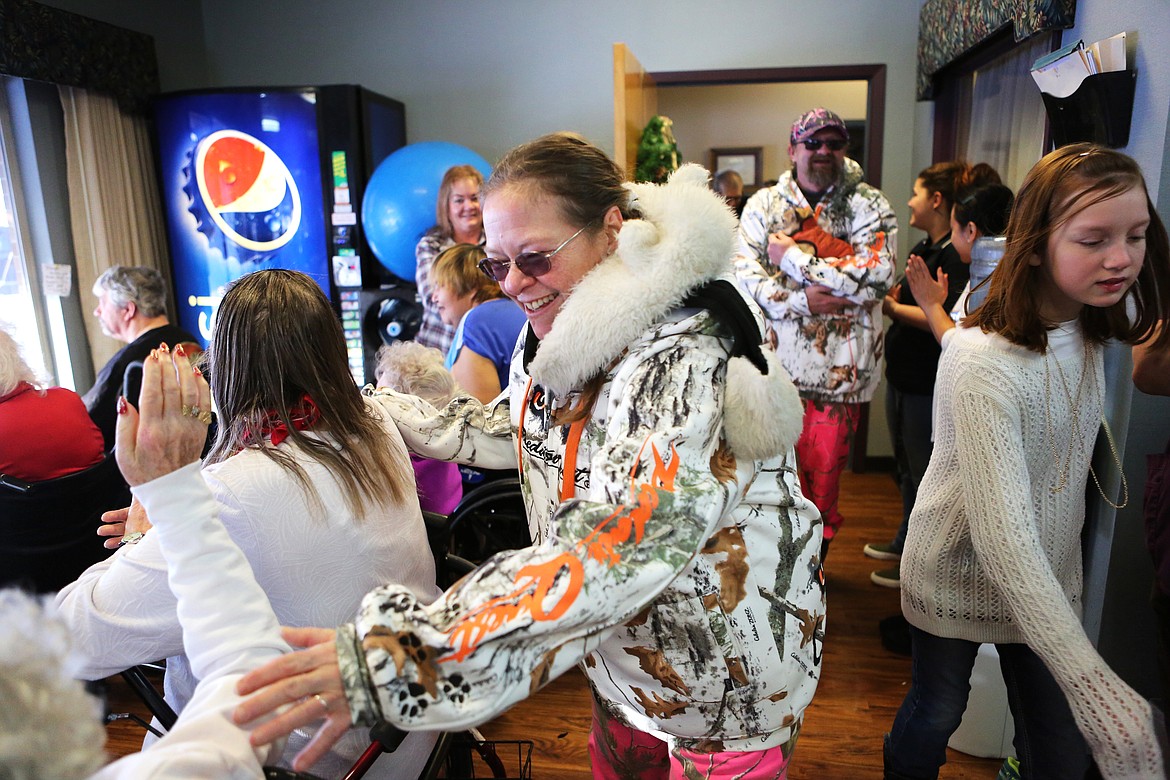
[478,225,588,281]
[798,138,848,152]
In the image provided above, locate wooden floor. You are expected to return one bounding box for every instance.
[103,470,1003,778]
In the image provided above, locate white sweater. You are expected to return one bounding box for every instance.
[901,323,1162,779]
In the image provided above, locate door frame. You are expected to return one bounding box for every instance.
[648,64,887,189]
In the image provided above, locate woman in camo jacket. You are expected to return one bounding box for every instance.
[234,133,823,780]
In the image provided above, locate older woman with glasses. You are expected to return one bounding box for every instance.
[233,133,822,780]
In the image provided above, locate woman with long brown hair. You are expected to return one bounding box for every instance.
[57,269,439,780]
[886,145,1169,778]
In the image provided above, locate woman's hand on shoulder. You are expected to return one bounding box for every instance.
[97,497,154,549]
[234,627,352,772]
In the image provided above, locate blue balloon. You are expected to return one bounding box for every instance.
[361,141,491,282]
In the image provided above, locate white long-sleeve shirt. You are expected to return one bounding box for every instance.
[91,462,283,778]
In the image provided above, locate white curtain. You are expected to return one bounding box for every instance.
[960,36,1051,191]
[59,86,169,372]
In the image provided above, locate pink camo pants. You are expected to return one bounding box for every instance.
[588,699,790,779]
[795,399,860,541]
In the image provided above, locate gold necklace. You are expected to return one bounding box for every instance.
[1089,416,1129,510]
[1042,338,1128,508]
[1043,338,1089,494]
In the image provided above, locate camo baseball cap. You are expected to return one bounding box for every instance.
[790,108,849,144]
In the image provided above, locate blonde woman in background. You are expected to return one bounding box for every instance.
[430,242,526,403]
[415,165,486,352]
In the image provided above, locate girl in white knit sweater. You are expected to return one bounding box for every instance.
[885,144,1170,780]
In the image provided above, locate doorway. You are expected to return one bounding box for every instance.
[613,46,887,189]
[659,80,870,199]
[612,50,888,470]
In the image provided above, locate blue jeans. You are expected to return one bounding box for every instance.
[885,386,934,553]
[884,626,1091,780]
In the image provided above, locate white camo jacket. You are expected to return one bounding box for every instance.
[734,160,897,404]
[338,166,824,753]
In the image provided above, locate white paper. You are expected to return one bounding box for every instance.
[331,212,357,226]
[1031,56,1090,98]
[41,263,72,296]
[1091,32,1127,73]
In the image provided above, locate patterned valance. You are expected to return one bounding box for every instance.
[918,0,1075,99]
[0,0,159,113]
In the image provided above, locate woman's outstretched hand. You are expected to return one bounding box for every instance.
[904,254,948,309]
[234,627,352,772]
[115,343,209,487]
[97,498,154,549]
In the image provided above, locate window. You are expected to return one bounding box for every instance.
[933,31,1057,188]
[0,83,57,385]
[956,35,1051,189]
[0,78,84,391]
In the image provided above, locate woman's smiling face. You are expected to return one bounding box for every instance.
[447,177,482,240]
[482,186,618,339]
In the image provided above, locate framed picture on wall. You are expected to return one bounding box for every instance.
[709,147,762,187]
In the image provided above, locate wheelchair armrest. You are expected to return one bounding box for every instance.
[0,472,33,493]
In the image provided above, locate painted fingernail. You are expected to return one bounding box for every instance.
[192,366,202,377]
[159,342,169,353]
[117,396,127,415]
[175,344,185,357]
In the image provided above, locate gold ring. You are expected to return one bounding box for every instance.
[181,405,210,424]
[313,693,329,713]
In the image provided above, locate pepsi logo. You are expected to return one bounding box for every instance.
[194,129,301,252]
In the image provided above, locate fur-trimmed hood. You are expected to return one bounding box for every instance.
[526,163,802,461]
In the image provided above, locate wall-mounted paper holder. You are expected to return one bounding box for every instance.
[1041,70,1136,149]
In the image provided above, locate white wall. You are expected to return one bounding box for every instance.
[25,0,941,463]
[195,0,921,169]
[1067,0,1170,701]
[658,81,869,183]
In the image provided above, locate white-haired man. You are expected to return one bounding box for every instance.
[83,265,197,449]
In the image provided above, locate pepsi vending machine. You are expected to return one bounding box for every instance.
[153,85,410,384]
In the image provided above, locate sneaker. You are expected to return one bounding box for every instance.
[870,565,901,588]
[863,542,902,561]
[996,757,1022,780]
